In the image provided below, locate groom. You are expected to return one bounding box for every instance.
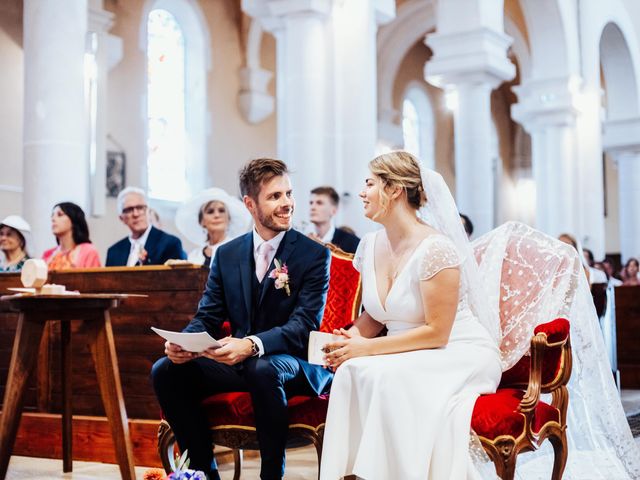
[151,158,333,480]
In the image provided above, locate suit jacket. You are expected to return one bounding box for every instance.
[184,229,333,395]
[105,226,186,266]
[331,227,360,254]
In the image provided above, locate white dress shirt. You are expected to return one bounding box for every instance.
[247,228,287,356]
[126,225,152,267]
[308,223,335,244]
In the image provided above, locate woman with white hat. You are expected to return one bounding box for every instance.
[175,188,251,266]
[0,215,32,273]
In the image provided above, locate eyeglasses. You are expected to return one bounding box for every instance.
[122,205,148,215]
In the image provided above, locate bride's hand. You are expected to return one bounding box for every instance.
[324,333,371,370]
[333,326,361,337]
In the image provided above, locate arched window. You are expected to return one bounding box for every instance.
[402,85,435,168]
[144,0,209,203]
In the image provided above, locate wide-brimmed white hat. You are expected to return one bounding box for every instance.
[0,215,33,255]
[175,188,251,246]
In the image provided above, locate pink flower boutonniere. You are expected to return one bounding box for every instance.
[269,258,291,296]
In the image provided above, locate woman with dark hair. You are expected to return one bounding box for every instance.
[43,202,101,270]
[622,257,640,286]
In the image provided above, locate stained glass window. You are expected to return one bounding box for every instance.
[147,9,187,201]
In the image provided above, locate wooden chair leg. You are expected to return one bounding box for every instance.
[157,420,177,474]
[233,449,242,480]
[548,431,568,480]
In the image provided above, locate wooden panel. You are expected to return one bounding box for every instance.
[1,412,239,468]
[0,267,210,462]
[613,285,640,388]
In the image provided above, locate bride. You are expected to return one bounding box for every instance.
[319,151,502,479]
[319,150,640,479]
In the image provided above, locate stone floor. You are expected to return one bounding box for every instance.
[6,390,640,479]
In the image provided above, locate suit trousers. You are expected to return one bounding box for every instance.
[151,354,312,479]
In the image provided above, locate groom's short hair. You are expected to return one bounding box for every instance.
[239,158,289,199]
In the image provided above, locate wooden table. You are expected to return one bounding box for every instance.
[0,294,137,480]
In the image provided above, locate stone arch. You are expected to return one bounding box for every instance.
[600,22,640,120]
[518,0,579,79]
[376,0,437,127]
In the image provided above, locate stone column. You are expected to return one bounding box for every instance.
[332,0,395,235]
[426,21,515,235]
[512,77,582,237]
[88,1,116,217]
[23,0,88,255]
[603,117,640,261]
[243,0,334,226]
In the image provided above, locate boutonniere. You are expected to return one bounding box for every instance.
[269,258,291,296]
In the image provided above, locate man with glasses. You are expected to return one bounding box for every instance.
[105,187,186,266]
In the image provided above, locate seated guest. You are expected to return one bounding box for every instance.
[176,188,251,266]
[308,185,359,253]
[621,257,640,286]
[0,215,32,272]
[43,202,101,270]
[459,213,474,239]
[602,258,623,287]
[106,187,186,266]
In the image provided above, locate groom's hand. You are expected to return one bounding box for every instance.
[205,337,254,365]
[165,341,199,364]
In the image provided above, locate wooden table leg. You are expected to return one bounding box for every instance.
[60,321,73,472]
[85,311,136,480]
[0,314,46,480]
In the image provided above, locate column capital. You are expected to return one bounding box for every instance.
[602,117,640,155]
[425,27,515,89]
[512,76,583,132]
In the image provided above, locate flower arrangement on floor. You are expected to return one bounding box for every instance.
[143,450,206,480]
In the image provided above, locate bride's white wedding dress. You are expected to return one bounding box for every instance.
[320,231,502,480]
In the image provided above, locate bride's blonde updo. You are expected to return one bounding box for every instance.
[369,151,427,216]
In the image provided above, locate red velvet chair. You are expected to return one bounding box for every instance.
[157,243,361,478]
[471,230,574,479]
[472,317,572,480]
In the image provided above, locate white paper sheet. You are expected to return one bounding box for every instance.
[151,327,223,353]
[307,331,342,365]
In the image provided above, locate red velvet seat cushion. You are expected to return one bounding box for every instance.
[202,392,330,430]
[472,388,560,440]
[500,318,570,387]
[320,253,360,333]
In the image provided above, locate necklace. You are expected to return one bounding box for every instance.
[385,235,414,282]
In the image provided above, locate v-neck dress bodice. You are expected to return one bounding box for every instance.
[358,231,474,336]
[320,231,501,480]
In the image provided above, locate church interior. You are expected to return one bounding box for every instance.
[1,0,640,478]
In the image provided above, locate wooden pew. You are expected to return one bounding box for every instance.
[0,266,209,466]
[613,285,640,388]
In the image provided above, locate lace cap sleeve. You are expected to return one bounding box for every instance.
[352,233,368,272]
[419,235,461,281]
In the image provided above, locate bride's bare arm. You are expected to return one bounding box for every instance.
[325,267,459,368]
[338,311,384,338]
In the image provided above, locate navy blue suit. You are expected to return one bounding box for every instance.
[151,229,332,479]
[105,226,185,266]
[331,227,360,254]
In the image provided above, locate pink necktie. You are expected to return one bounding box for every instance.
[256,242,273,282]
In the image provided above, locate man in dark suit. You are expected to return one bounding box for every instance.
[309,186,360,253]
[105,187,186,266]
[151,159,333,480]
